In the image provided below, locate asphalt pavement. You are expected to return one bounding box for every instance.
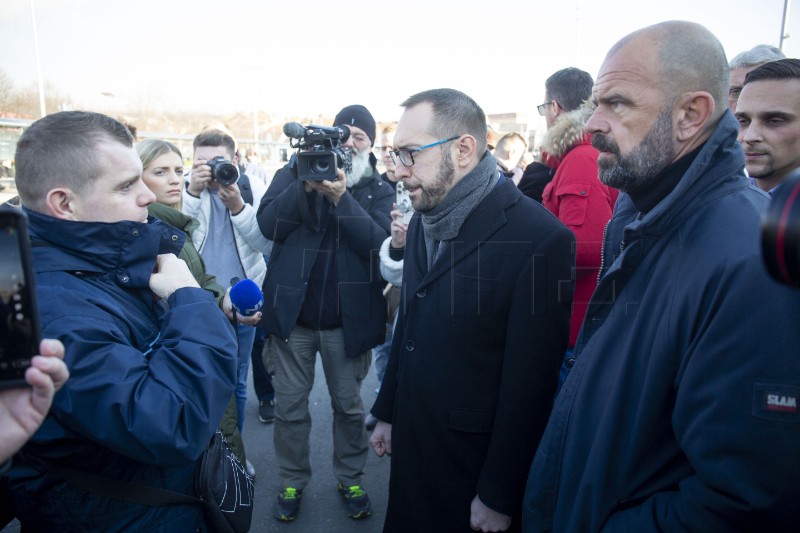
[242,355,391,533]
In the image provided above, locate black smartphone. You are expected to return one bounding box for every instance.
[0,208,41,389]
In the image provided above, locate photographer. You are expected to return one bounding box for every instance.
[256,105,393,521]
[182,129,272,478]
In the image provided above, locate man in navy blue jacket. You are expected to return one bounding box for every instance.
[523,21,800,532]
[7,111,238,532]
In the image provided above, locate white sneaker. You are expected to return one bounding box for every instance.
[246,459,256,480]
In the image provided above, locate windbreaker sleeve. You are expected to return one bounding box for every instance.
[44,286,238,466]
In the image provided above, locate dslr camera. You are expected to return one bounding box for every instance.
[207,156,239,186]
[283,122,353,181]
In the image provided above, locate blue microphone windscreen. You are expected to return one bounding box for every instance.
[230,278,263,316]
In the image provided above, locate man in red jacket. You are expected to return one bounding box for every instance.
[538,67,619,390]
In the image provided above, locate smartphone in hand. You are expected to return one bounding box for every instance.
[0,209,42,389]
[396,181,414,224]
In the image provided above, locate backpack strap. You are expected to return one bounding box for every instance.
[48,464,199,507]
[238,174,254,206]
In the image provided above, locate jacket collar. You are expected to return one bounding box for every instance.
[414,178,519,288]
[147,202,197,234]
[542,101,595,163]
[617,110,748,242]
[25,208,185,289]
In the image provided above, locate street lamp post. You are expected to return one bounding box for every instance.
[780,0,792,50]
[30,0,46,117]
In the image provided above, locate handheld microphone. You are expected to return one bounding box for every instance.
[229,278,263,317]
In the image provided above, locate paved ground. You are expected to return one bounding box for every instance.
[242,356,390,533]
[3,357,391,533]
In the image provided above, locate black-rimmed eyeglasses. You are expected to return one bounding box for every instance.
[537,101,559,116]
[389,136,461,167]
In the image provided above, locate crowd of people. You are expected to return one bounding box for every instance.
[2,18,800,533]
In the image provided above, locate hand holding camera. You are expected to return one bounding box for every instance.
[303,168,347,206]
[189,157,244,213]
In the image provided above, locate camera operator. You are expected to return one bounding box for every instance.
[182,129,272,478]
[256,105,393,521]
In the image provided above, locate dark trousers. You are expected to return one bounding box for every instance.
[252,328,275,401]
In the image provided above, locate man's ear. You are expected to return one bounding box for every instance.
[44,188,78,220]
[675,91,715,142]
[455,135,478,168]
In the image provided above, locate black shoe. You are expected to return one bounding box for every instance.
[259,399,275,423]
[275,487,302,521]
[337,483,372,519]
[365,414,377,431]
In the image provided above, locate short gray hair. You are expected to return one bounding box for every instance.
[729,44,785,69]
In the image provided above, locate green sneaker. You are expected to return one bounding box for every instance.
[337,483,372,519]
[275,487,302,521]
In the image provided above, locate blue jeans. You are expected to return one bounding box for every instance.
[372,312,398,390]
[235,324,257,434]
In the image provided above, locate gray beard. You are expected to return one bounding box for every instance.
[345,148,371,188]
[595,107,676,195]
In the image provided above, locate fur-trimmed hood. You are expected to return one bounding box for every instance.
[541,100,594,161]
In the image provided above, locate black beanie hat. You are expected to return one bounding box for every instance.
[333,104,376,146]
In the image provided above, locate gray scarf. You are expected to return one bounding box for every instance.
[421,151,500,268]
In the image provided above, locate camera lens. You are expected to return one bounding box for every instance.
[762,169,800,288]
[216,164,239,186]
[313,158,331,174]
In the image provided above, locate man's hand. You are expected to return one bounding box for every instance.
[390,205,409,249]
[470,495,511,532]
[217,182,245,215]
[304,168,347,206]
[222,287,262,325]
[149,254,200,300]
[370,420,392,457]
[187,160,213,197]
[0,339,69,463]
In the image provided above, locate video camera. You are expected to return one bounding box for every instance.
[762,168,800,289]
[283,122,353,182]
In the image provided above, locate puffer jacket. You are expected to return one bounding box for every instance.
[182,176,271,287]
[541,102,618,347]
[8,209,238,533]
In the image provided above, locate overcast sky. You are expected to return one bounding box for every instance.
[2,0,799,123]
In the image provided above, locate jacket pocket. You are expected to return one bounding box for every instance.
[271,284,304,337]
[554,182,592,227]
[448,407,495,433]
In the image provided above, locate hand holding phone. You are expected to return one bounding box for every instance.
[395,181,414,224]
[0,209,42,389]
